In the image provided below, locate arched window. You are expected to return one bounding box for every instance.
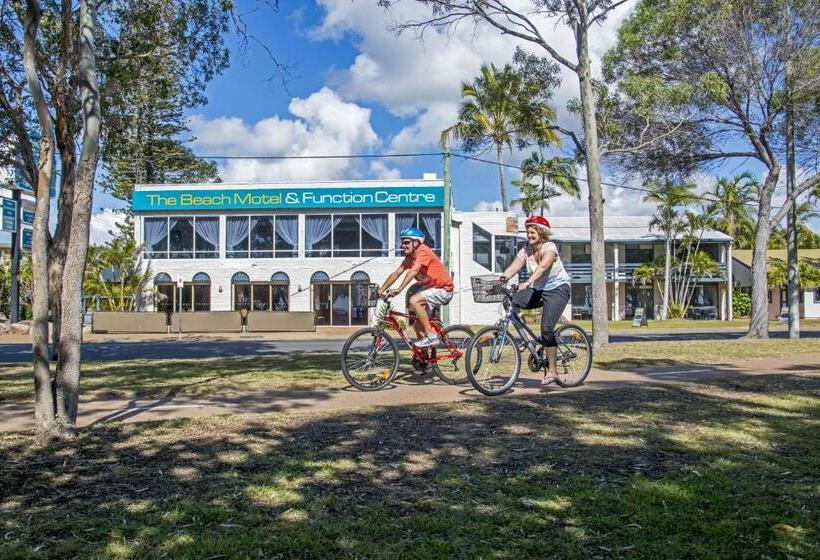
[153,273,174,313]
[192,272,211,283]
[232,272,251,311]
[350,271,370,282]
[271,272,290,311]
[350,272,370,326]
[185,273,211,311]
[311,271,329,282]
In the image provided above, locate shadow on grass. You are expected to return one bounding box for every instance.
[1,373,818,559]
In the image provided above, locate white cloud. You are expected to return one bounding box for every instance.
[369,160,402,180]
[189,87,380,182]
[89,209,126,245]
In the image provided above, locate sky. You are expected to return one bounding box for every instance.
[9,0,810,246]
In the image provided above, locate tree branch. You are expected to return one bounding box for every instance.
[769,172,820,227]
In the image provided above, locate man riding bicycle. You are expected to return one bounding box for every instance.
[498,215,571,386]
[379,227,454,348]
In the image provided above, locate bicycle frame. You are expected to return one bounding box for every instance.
[375,301,463,364]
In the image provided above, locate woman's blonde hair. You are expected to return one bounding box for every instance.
[526,224,551,241]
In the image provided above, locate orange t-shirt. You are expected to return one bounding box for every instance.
[401,244,453,291]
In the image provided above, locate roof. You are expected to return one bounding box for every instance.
[520,215,733,243]
[733,249,820,268]
[133,177,444,190]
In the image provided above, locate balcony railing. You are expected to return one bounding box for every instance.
[564,262,727,282]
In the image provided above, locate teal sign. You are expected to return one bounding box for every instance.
[21,228,32,251]
[22,210,35,225]
[1,198,16,232]
[132,186,444,211]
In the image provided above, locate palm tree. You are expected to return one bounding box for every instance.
[644,179,698,320]
[441,63,558,211]
[510,177,548,215]
[708,172,758,249]
[769,201,820,249]
[520,151,580,215]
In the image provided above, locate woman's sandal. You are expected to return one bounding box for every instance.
[541,374,558,387]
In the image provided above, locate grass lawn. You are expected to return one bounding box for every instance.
[1,373,817,559]
[552,318,820,331]
[2,339,820,403]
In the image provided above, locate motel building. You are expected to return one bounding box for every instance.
[127,176,735,333]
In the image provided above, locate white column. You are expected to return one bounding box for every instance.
[612,243,620,321]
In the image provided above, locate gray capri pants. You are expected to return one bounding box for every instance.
[511,283,571,347]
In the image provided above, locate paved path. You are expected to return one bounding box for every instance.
[2,355,817,432]
[1,328,817,362]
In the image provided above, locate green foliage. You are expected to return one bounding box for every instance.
[732,290,751,318]
[707,173,758,249]
[667,301,685,318]
[84,225,151,311]
[0,258,33,320]
[767,257,820,289]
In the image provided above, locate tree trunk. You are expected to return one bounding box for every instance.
[23,0,56,436]
[576,29,609,350]
[496,143,508,211]
[662,237,671,320]
[747,166,781,339]
[55,0,101,427]
[785,72,799,339]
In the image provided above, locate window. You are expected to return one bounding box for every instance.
[571,243,591,264]
[154,273,174,313]
[271,272,290,311]
[472,225,492,269]
[143,216,219,259]
[768,290,772,304]
[572,284,592,308]
[396,213,442,255]
[227,215,297,259]
[189,273,211,311]
[306,214,388,258]
[495,235,520,273]
[815,288,820,304]
[232,272,251,310]
[625,244,654,263]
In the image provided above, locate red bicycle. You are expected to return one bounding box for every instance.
[340,284,474,391]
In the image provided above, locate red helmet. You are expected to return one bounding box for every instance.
[525,215,551,232]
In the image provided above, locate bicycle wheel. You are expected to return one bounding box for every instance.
[465,325,521,396]
[341,328,400,391]
[429,324,474,385]
[553,324,592,388]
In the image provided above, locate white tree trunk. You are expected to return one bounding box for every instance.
[23,0,56,435]
[496,143,508,212]
[662,237,671,320]
[747,166,780,339]
[576,29,609,350]
[55,0,101,426]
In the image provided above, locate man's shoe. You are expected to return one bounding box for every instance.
[414,334,440,348]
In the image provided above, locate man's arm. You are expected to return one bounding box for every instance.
[379,265,405,294]
[388,262,422,296]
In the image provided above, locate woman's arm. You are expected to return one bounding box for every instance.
[499,253,525,282]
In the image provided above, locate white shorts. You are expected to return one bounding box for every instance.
[419,287,453,310]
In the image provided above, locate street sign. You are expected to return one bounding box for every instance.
[21,227,32,251]
[21,202,35,226]
[1,197,17,232]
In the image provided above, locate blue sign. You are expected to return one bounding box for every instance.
[22,210,35,225]
[1,198,17,232]
[21,228,32,251]
[132,186,445,211]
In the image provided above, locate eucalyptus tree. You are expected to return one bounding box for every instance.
[602,0,820,338]
[2,0,275,436]
[383,0,648,350]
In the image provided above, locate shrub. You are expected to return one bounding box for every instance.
[733,291,751,318]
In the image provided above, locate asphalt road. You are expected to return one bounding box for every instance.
[0,329,817,363]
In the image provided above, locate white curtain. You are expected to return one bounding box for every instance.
[360,214,388,251]
[227,217,249,252]
[195,217,219,251]
[143,218,167,251]
[275,216,298,251]
[395,214,415,250]
[422,214,441,248]
[306,216,340,252]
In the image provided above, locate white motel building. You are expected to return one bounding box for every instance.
[131,176,735,331]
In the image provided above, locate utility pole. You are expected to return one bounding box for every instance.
[442,149,452,324]
[9,188,21,323]
[786,63,800,339]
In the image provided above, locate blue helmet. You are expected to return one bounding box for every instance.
[399,227,425,242]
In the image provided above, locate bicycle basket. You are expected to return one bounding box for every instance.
[357,283,380,308]
[471,275,507,303]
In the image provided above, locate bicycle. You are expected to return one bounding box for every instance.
[340,283,474,391]
[464,275,592,396]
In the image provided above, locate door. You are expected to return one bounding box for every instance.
[313,283,331,326]
[331,284,350,325]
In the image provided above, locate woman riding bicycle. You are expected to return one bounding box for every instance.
[498,215,571,386]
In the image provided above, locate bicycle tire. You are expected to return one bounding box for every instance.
[465,325,521,396]
[553,324,592,388]
[429,324,474,385]
[341,328,400,391]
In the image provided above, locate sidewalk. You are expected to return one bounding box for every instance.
[2,354,817,432]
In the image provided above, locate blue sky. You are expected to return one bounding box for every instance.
[81,0,813,242]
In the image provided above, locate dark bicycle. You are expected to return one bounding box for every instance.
[341,284,474,391]
[465,275,592,396]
